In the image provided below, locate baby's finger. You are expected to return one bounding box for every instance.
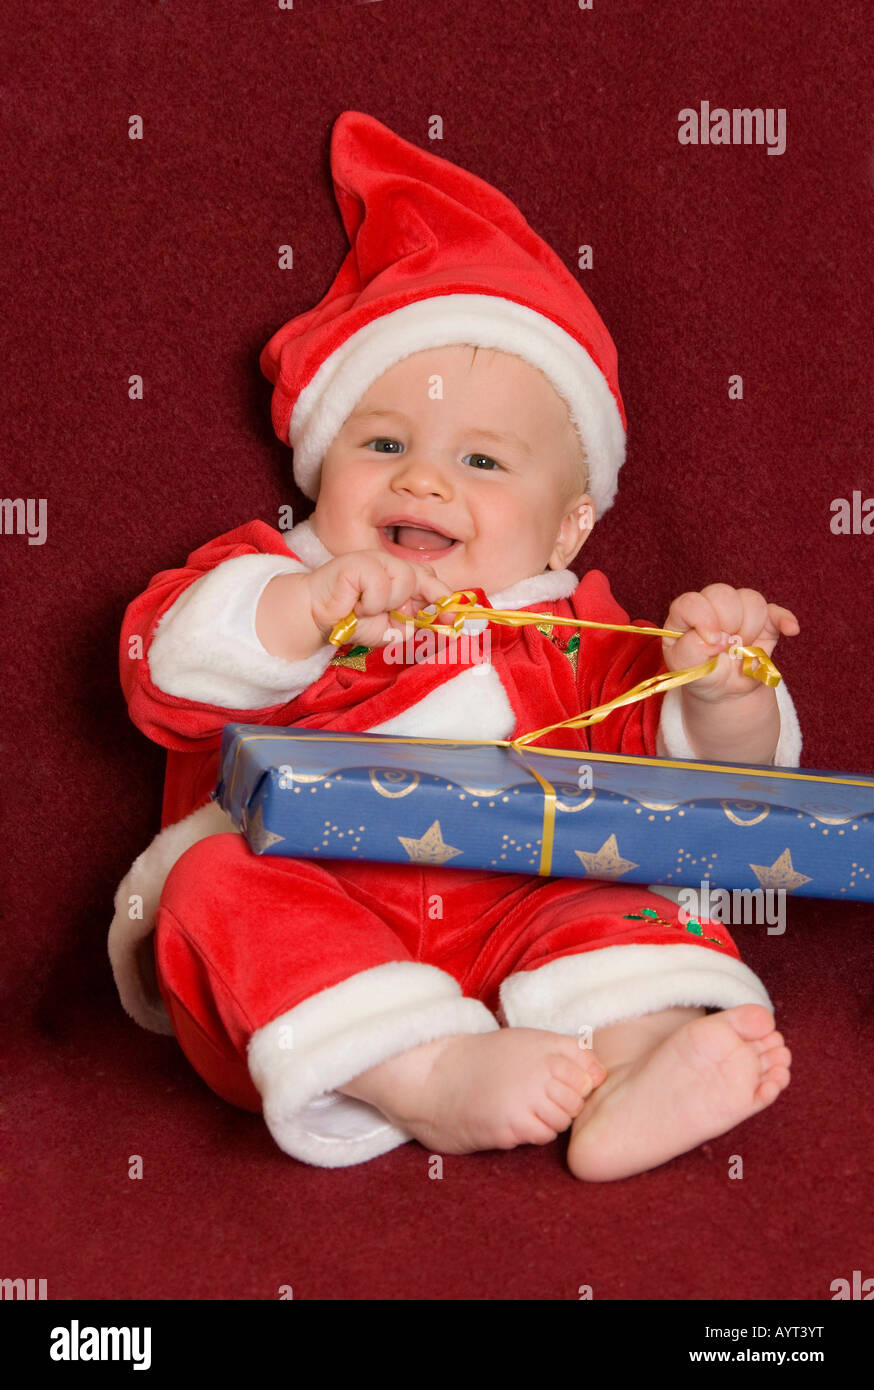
[376,561,439,619]
[699,583,746,637]
[387,597,423,628]
[408,567,472,632]
[664,591,724,647]
[410,563,454,605]
[765,603,801,636]
[726,588,778,650]
[355,616,400,647]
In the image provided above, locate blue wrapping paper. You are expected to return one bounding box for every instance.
[214,724,874,902]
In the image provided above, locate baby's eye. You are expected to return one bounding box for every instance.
[365,437,403,453]
[463,453,500,471]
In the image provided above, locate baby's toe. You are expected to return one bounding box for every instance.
[512,1113,561,1146]
[755,1065,791,1106]
[551,1048,605,1089]
[532,1096,575,1138]
[546,1075,590,1118]
[760,1044,791,1073]
[728,1003,777,1041]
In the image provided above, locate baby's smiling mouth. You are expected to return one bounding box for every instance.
[378,521,459,557]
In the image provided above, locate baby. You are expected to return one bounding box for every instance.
[256,340,795,1178]
[111,112,798,1179]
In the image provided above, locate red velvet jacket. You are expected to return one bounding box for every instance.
[119,521,669,830]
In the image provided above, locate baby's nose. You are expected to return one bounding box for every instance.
[392,452,453,495]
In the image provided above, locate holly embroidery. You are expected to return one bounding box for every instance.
[622,907,674,926]
[329,643,371,672]
[536,623,581,677]
[622,905,723,946]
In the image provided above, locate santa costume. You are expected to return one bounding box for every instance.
[108,112,802,1167]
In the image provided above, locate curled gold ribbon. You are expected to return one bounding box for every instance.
[328,588,782,753]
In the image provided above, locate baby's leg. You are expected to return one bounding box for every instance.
[566,1003,791,1182]
[338,1028,607,1155]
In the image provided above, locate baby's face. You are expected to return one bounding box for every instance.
[308,345,595,595]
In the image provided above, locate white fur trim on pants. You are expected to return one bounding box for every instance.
[108,800,237,1034]
[498,943,772,1034]
[247,962,499,1168]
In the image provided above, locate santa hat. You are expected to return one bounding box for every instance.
[259,111,627,519]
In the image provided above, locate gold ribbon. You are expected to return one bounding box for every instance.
[328,588,781,751]
[284,589,781,875]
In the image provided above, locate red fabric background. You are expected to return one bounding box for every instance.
[2,0,872,1299]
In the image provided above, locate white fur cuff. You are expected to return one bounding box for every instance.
[498,943,772,1034]
[247,962,500,1167]
[148,552,338,709]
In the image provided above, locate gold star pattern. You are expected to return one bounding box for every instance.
[574,834,640,879]
[398,820,464,866]
[329,644,371,672]
[749,848,813,893]
[243,805,286,854]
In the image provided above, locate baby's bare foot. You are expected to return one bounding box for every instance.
[338,1028,607,1155]
[567,1004,791,1182]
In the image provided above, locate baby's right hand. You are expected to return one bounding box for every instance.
[307,550,451,649]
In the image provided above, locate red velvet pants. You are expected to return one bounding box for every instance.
[153,831,760,1117]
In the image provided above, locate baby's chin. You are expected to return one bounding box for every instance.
[429,564,545,599]
[416,544,558,598]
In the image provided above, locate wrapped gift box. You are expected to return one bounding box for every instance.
[214,724,874,902]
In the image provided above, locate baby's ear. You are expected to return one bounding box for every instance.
[548,498,594,569]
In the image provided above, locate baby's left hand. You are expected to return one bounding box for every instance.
[662,584,800,700]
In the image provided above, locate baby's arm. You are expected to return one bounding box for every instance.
[561,571,802,766]
[659,584,802,766]
[122,526,449,749]
[669,677,780,765]
[120,521,335,747]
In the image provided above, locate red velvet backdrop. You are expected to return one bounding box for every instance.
[3,0,872,1300]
